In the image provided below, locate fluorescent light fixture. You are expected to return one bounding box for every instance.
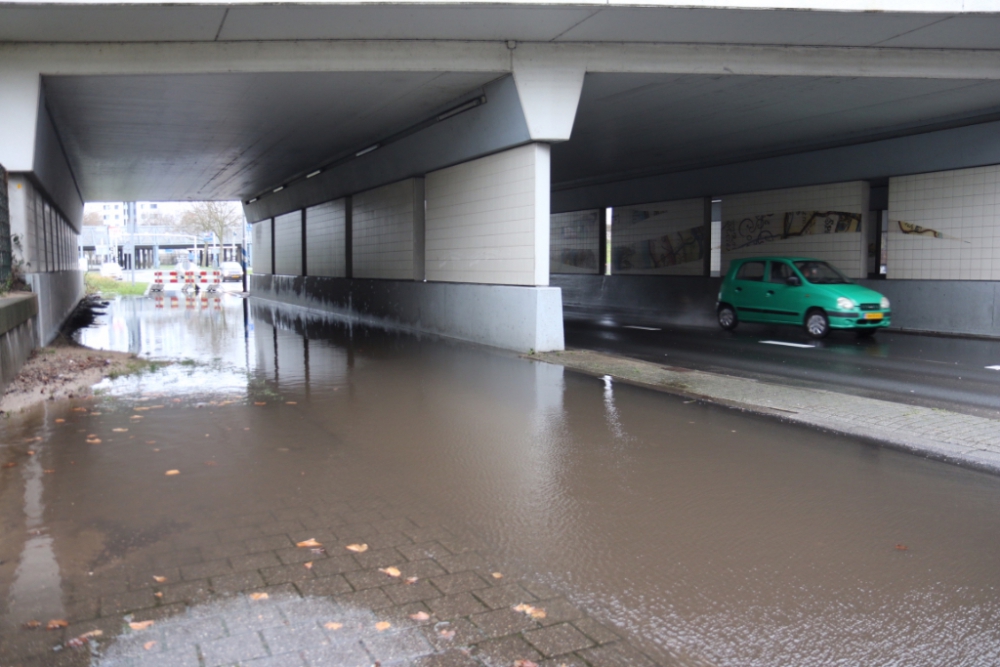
[355,144,379,157]
[248,197,258,204]
[273,186,284,193]
[437,97,484,122]
[306,169,322,179]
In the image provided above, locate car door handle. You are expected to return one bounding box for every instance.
[766,290,774,296]
[735,287,742,292]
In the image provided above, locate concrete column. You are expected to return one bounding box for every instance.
[344,195,353,279]
[511,48,585,142]
[300,209,307,276]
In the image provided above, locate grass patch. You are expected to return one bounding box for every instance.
[106,357,168,380]
[85,273,149,297]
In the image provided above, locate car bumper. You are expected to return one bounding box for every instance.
[828,310,891,329]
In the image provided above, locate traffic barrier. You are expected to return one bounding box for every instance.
[198,270,223,293]
[151,271,164,292]
[154,295,164,309]
[182,271,196,291]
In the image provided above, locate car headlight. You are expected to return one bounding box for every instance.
[836,297,855,310]
[880,296,890,310]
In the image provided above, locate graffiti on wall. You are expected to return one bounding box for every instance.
[551,209,601,272]
[613,225,706,271]
[896,220,969,243]
[723,210,861,252]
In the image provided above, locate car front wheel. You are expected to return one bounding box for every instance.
[718,305,738,331]
[804,310,830,339]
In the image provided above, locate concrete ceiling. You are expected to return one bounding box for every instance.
[552,73,1000,189]
[2,3,1000,48]
[43,71,500,201]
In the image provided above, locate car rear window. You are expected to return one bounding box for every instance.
[735,261,765,281]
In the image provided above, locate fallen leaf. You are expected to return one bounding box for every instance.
[254,402,266,406]
[47,619,68,630]
[296,538,322,548]
[86,438,102,444]
[895,544,909,551]
[134,407,150,412]
[409,611,430,621]
[324,622,343,630]
[165,470,180,476]
[285,401,297,405]
[513,661,539,667]
[154,592,163,599]
[404,576,419,585]
[249,592,269,600]
[26,450,35,456]
[345,543,368,553]
[129,621,154,631]
[152,575,167,583]
[44,469,55,474]
[72,407,88,412]
[55,418,66,423]
[2,462,16,469]
[379,566,401,578]
[375,621,391,632]
[304,562,313,570]
[491,572,503,579]
[205,461,217,466]
[112,428,128,433]
[513,604,546,619]
[22,620,41,629]
[146,441,156,444]
[130,416,143,420]
[143,641,157,650]
[438,628,456,639]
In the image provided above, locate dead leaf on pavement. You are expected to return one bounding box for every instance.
[26,450,35,456]
[895,544,909,551]
[324,622,343,630]
[55,418,66,423]
[296,538,322,548]
[44,469,55,474]
[86,438,102,445]
[491,572,503,579]
[379,567,401,578]
[22,620,41,630]
[249,592,269,600]
[46,619,68,630]
[152,576,167,583]
[285,401,297,405]
[438,628,456,639]
[144,641,157,650]
[165,470,180,476]
[129,621,154,631]
[513,604,546,619]
[375,621,391,632]
[2,462,16,469]
[409,612,430,621]
[513,661,539,667]
[154,592,163,599]
[404,576,419,585]
[345,543,368,553]
[254,402,266,406]
[112,428,128,433]
[304,562,313,570]
[72,407,87,413]
[205,461,217,466]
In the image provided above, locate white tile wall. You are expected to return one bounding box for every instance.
[721,181,870,278]
[352,179,422,281]
[7,175,78,273]
[888,165,1000,280]
[612,198,705,275]
[550,209,601,274]
[305,199,346,278]
[273,211,302,276]
[425,144,549,286]
[252,220,272,275]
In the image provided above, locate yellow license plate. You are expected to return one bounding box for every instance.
[864,312,883,320]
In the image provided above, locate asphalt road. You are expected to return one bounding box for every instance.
[564,308,1000,419]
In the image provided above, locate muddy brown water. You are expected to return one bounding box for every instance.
[2,293,1000,666]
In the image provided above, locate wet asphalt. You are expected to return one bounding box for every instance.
[564,308,1000,419]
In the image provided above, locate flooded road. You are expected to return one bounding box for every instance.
[2,292,1000,666]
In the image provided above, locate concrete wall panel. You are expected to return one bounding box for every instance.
[612,198,706,275]
[352,178,422,281]
[252,220,272,275]
[550,209,601,275]
[305,199,346,278]
[722,182,869,278]
[888,165,1000,280]
[426,143,549,286]
[273,211,302,276]
[25,269,82,345]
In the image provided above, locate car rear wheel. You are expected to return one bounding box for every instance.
[718,305,738,331]
[804,310,830,339]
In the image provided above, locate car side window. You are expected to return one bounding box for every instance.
[769,261,793,283]
[735,261,765,281]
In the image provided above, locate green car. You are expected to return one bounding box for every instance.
[717,257,891,338]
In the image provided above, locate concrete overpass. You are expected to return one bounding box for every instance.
[2,0,1000,354]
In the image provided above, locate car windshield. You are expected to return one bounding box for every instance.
[793,260,851,284]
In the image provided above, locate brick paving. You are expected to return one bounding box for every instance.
[0,496,648,667]
[536,349,1000,475]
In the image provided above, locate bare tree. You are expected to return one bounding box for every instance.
[142,211,177,228]
[83,210,104,226]
[175,201,242,243]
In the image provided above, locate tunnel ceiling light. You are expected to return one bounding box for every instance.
[248,197,258,204]
[436,96,485,122]
[273,186,285,193]
[355,144,379,157]
[306,169,322,179]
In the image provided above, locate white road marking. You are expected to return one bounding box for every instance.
[986,365,1000,370]
[760,340,815,349]
[623,325,661,331]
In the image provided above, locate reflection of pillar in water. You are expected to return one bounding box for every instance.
[303,337,311,399]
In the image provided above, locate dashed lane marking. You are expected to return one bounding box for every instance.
[760,340,816,349]
[986,365,1000,370]
[623,326,661,331]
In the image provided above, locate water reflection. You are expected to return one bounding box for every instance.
[0,294,999,666]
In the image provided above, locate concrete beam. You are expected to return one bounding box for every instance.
[512,47,585,142]
[0,70,39,172]
[5,41,1000,81]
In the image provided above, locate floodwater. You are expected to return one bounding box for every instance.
[2,291,1000,666]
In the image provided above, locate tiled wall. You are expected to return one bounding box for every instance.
[550,209,601,275]
[305,199,347,278]
[7,175,77,273]
[888,165,1000,280]
[252,220,272,275]
[352,179,423,281]
[273,211,302,276]
[611,198,706,275]
[721,181,870,278]
[425,144,549,286]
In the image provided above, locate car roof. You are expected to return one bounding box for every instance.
[733,256,821,263]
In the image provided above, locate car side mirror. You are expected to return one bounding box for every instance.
[786,275,801,286]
